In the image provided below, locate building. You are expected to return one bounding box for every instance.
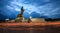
[31,18,45,22]
[30,16,45,22]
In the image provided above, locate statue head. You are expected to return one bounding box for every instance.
[21,6,24,15]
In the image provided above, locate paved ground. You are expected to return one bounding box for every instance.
[0,22,60,33]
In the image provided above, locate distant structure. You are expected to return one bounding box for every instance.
[45,18,60,21]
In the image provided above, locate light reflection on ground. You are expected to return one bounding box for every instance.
[0,22,60,33]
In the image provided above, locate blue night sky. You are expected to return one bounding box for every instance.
[0,0,60,20]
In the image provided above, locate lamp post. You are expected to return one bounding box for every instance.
[28,16,32,23]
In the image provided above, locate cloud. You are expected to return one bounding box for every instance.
[6,0,60,18]
[0,0,60,20]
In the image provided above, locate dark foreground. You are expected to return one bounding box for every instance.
[0,22,60,33]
